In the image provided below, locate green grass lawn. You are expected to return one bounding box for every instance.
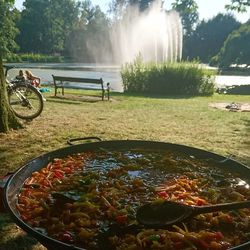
[0,90,250,249]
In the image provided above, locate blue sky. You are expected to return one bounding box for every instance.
[15,0,250,23]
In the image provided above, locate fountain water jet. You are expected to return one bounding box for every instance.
[110,0,183,64]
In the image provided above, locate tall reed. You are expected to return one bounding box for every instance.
[121,56,216,96]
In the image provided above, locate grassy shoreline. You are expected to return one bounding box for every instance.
[0,90,250,249]
[1,91,249,174]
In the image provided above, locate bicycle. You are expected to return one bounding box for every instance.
[4,66,44,120]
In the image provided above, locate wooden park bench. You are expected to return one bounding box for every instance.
[52,75,110,100]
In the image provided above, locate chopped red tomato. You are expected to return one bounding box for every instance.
[116,214,128,224]
[63,167,73,174]
[54,170,64,179]
[214,231,224,240]
[199,239,209,249]
[196,198,206,206]
[157,191,169,199]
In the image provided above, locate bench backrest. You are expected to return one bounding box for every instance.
[52,75,103,85]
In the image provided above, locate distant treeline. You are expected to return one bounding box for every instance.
[8,0,250,67]
[5,53,64,63]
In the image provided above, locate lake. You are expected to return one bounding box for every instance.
[5,63,250,92]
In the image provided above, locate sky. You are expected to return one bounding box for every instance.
[15,0,250,23]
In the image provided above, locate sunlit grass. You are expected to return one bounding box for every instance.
[1,90,250,174]
[0,90,249,249]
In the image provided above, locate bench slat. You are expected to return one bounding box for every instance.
[56,85,106,90]
[53,76,103,84]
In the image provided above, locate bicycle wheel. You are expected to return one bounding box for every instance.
[8,83,44,120]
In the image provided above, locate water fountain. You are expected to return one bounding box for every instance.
[109,0,183,64]
[6,1,183,93]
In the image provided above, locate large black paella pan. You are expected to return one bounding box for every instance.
[3,139,250,250]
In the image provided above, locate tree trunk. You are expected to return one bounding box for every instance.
[0,55,23,132]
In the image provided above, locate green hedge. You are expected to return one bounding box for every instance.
[5,53,64,63]
[121,57,216,96]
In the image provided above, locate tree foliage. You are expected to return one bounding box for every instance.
[171,0,199,37]
[16,0,80,54]
[65,1,110,62]
[0,0,22,132]
[184,14,240,63]
[226,0,250,12]
[15,0,110,62]
[3,0,250,67]
[211,23,250,67]
[109,0,155,16]
[0,1,19,55]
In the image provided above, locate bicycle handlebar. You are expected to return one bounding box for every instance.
[3,65,16,77]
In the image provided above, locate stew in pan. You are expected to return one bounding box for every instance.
[16,148,250,249]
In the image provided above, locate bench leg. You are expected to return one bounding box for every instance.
[54,87,57,96]
[102,90,105,101]
[107,83,110,100]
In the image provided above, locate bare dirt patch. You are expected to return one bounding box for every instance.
[209,102,250,112]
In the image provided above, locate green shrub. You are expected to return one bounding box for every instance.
[5,54,22,62]
[121,58,216,96]
[5,53,64,63]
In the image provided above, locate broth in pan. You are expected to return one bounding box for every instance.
[17,149,250,249]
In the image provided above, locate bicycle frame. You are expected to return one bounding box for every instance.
[7,82,30,107]
[4,65,44,120]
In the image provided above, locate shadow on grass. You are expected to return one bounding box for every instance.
[0,213,43,250]
[0,235,41,250]
[222,85,250,95]
[111,91,207,100]
[46,95,104,104]
[240,118,250,167]
[47,89,211,101]
[244,118,250,139]
[46,98,83,105]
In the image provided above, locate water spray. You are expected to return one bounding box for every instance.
[109,0,183,64]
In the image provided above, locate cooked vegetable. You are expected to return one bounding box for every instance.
[17,149,250,249]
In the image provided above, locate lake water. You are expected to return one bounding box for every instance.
[5,63,123,92]
[5,63,250,92]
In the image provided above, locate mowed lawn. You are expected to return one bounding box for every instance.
[0,90,250,249]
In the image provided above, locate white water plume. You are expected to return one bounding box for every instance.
[110,0,183,64]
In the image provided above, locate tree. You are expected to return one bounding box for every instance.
[45,0,80,55]
[84,6,111,63]
[16,0,80,54]
[226,0,250,12]
[136,0,155,11]
[171,0,199,38]
[184,14,240,62]
[16,0,49,53]
[212,23,250,67]
[0,0,22,133]
[65,1,111,62]
[109,0,155,16]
